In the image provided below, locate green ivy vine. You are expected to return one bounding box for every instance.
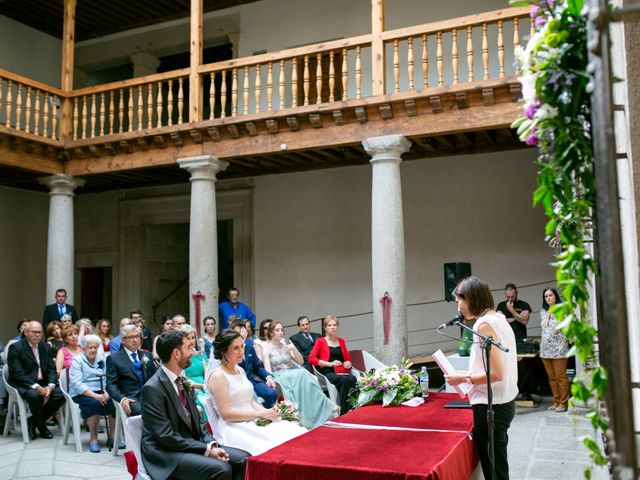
[509,0,608,476]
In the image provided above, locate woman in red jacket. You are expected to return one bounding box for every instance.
[309,315,357,414]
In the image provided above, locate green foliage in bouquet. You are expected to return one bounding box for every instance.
[256,400,300,427]
[352,359,422,408]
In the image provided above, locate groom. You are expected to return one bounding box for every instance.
[141,330,250,480]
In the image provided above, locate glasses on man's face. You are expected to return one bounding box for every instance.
[123,335,141,340]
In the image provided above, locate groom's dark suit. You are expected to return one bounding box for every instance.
[141,367,249,480]
[106,348,156,416]
[290,331,321,366]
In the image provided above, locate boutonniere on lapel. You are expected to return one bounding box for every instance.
[179,375,195,398]
[97,360,105,370]
[141,354,150,367]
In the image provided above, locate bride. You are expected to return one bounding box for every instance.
[206,329,307,455]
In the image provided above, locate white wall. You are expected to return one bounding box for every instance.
[253,148,555,357]
[0,16,61,86]
[0,186,48,342]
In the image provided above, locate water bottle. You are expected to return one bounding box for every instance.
[419,366,430,400]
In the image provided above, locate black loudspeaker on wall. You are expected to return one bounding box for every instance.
[444,262,472,301]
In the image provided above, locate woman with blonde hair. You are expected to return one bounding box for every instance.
[56,324,83,374]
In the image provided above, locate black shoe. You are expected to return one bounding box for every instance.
[28,419,37,440]
[38,426,54,439]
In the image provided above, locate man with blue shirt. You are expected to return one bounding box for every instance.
[218,288,256,330]
[108,317,132,354]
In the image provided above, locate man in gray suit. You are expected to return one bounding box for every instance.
[141,329,249,480]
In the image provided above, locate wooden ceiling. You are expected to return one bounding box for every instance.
[0,127,527,194]
[0,0,260,42]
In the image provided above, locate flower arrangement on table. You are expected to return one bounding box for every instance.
[351,359,421,408]
[256,400,300,426]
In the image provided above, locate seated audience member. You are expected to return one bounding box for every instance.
[263,321,337,428]
[253,318,272,361]
[7,321,65,440]
[108,317,132,354]
[106,325,157,416]
[289,315,322,369]
[141,330,249,480]
[153,315,175,361]
[201,316,217,359]
[56,324,83,374]
[309,315,357,415]
[130,311,153,352]
[178,325,209,419]
[60,313,73,330]
[229,319,277,408]
[244,320,255,341]
[1,319,29,364]
[96,319,113,353]
[46,321,65,358]
[207,329,306,455]
[172,313,187,329]
[69,334,120,452]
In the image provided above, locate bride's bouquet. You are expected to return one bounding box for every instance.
[256,400,300,426]
[351,359,422,408]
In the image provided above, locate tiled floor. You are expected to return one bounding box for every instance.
[1,396,610,479]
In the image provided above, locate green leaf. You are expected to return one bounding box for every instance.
[508,0,532,6]
[567,0,585,16]
[382,388,397,407]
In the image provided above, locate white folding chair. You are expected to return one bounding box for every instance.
[2,364,31,443]
[112,398,128,456]
[203,394,226,443]
[125,415,152,480]
[362,350,387,370]
[59,368,84,453]
[312,366,339,405]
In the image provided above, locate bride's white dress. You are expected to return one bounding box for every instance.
[209,366,307,455]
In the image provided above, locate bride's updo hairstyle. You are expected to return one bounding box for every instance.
[213,329,243,360]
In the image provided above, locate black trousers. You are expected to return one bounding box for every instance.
[472,400,515,480]
[23,386,65,428]
[171,446,249,480]
[323,372,357,415]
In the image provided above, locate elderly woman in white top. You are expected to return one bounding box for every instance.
[69,334,117,453]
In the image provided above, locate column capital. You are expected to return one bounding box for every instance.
[129,51,161,77]
[362,134,411,164]
[178,155,229,182]
[38,174,85,196]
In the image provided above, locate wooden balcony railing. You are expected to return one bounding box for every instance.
[0,6,530,149]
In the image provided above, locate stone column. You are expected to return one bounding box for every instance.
[38,174,85,305]
[178,155,228,336]
[363,134,411,366]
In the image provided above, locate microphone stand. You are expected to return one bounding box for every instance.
[453,319,509,480]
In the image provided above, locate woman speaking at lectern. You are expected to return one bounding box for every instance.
[445,276,518,480]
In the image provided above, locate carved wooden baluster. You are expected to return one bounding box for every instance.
[467,26,474,82]
[43,93,49,137]
[266,63,273,112]
[90,93,97,138]
[256,65,262,112]
[303,55,309,106]
[178,77,184,124]
[329,50,335,102]
[118,88,124,133]
[6,80,12,128]
[15,83,22,130]
[407,37,414,92]
[147,83,153,128]
[231,68,238,117]
[482,23,489,80]
[280,59,286,109]
[51,95,57,140]
[99,92,105,135]
[137,85,144,131]
[392,39,400,93]
[156,81,162,127]
[33,90,39,135]
[72,96,78,140]
[341,48,348,101]
[244,65,250,115]
[530,17,535,37]
[452,29,459,84]
[81,96,88,139]
[355,45,362,99]
[422,34,428,89]
[25,86,32,133]
[128,86,134,132]
[514,17,521,76]
[167,80,174,125]
[291,60,298,107]
[498,20,505,78]
[316,53,322,104]
[209,73,216,119]
[109,91,115,134]
[0,77,3,124]
[437,32,444,87]
[220,71,227,118]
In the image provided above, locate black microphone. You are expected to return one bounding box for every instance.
[438,313,464,329]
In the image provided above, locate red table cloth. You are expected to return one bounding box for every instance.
[246,392,479,480]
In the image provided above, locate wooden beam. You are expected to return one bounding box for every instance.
[59,0,76,143]
[189,0,203,122]
[371,0,386,96]
[0,144,63,174]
